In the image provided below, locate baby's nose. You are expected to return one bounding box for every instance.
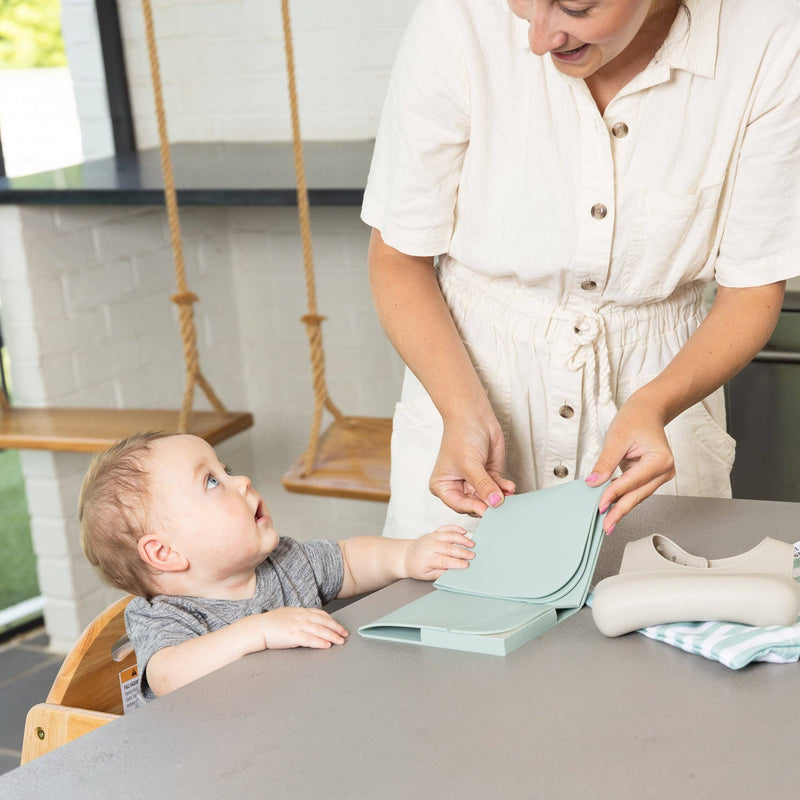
[233,473,252,493]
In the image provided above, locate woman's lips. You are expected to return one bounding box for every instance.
[551,43,589,62]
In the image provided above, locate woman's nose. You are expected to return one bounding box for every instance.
[530,7,568,55]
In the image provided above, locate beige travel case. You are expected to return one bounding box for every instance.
[591,535,800,637]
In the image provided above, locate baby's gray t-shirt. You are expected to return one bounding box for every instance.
[125,537,343,704]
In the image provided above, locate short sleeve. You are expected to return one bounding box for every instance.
[125,596,208,703]
[296,539,344,605]
[361,0,471,256]
[715,24,800,287]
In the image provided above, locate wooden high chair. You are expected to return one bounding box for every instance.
[20,595,137,765]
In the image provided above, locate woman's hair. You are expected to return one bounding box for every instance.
[79,431,171,598]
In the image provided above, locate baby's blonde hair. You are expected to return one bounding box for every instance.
[79,432,171,598]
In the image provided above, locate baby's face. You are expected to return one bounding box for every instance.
[147,435,279,579]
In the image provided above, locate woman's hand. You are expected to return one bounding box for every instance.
[430,413,516,517]
[585,395,676,534]
[586,280,785,534]
[368,229,515,516]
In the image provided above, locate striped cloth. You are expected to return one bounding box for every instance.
[587,543,800,670]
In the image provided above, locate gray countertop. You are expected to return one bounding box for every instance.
[0,141,372,206]
[3,495,798,799]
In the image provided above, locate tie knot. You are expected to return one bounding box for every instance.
[570,312,602,346]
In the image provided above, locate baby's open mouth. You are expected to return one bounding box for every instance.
[255,499,265,521]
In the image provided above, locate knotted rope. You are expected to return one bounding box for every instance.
[141,0,228,432]
[280,0,347,476]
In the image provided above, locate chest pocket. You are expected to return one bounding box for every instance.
[622,180,724,298]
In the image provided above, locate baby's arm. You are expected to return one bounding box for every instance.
[146,607,348,697]
[337,525,475,598]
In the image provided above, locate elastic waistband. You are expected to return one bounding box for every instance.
[437,259,704,351]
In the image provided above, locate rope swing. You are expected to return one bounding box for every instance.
[0,1,253,452]
[279,0,391,501]
[141,0,231,432]
[279,0,348,474]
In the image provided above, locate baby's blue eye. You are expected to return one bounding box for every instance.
[224,465,233,476]
[206,474,220,489]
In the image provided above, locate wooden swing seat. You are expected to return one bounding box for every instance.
[0,0,255,458]
[20,594,135,764]
[0,407,253,452]
[282,416,391,502]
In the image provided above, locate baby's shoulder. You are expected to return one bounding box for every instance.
[125,592,205,625]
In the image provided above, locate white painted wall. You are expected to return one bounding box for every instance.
[60,0,115,160]
[0,0,418,649]
[62,0,420,156]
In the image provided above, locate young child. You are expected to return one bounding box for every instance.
[79,432,475,705]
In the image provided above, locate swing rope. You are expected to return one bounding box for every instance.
[141,0,228,432]
[280,0,348,477]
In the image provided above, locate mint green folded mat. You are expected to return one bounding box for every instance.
[358,479,610,655]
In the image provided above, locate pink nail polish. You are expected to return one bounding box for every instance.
[599,503,609,514]
[605,522,615,536]
[488,492,502,507]
[586,472,599,484]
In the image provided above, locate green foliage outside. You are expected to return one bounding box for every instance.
[0,0,67,69]
[0,349,38,612]
[0,448,37,610]
[0,0,59,614]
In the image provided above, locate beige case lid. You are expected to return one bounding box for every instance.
[619,534,794,576]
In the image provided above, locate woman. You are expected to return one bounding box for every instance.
[363,0,798,537]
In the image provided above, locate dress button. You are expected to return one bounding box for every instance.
[553,464,569,478]
[559,405,574,419]
[611,122,629,138]
[591,203,607,220]
[580,279,597,291]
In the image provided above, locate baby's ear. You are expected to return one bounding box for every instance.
[138,534,189,573]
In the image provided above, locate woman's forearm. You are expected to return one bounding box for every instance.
[587,280,785,531]
[368,228,493,423]
[630,281,785,422]
[368,229,516,511]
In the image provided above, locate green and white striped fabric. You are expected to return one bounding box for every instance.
[589,543,800,671]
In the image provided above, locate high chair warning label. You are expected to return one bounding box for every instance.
[119,665,140,713]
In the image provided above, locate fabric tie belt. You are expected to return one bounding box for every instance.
[566,310,619,464]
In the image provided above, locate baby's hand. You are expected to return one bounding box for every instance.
[256,607,348,650]
[404,524,475,581]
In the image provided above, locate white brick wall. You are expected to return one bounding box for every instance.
[228,206,404,537]
[62,0,418,157]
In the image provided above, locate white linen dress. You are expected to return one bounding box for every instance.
[361,0,800,538]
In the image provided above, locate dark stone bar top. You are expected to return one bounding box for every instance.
[0,140,374,206]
